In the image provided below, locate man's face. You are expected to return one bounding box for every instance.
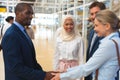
[89,6,101,22]
[16,6,34,26]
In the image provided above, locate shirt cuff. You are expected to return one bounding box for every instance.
[60,72,69,80]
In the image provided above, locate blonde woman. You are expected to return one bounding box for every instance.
[53,15,84,80]
[52,10,120,80]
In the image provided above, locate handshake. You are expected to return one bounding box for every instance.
[44,70,66,80]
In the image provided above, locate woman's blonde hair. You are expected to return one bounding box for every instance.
[95,9,120,31]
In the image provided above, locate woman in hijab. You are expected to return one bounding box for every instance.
[53,15,84,80]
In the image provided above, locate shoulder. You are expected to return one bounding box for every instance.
[75,35,83,42]
[56,27,62,34]
[100,39,114,49]
[55,27,62,38]
[56,27,62,31]
[3,28,16,39]
[3,25,20,39]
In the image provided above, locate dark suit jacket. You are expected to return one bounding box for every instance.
[86,29,102,61]
[85,28,102,80]
[1,23,46,80]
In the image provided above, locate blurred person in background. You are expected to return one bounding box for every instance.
[25,26,35,40]
[0,16,14,39]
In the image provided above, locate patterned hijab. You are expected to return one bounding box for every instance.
[59,15,80,41]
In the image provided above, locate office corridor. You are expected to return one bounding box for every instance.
[0,26,55,80]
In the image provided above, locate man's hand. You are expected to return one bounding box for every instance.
[44,71,59,80]
[51,73,60,80]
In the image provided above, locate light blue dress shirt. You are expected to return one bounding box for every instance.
[13,21,29,39]
[60,32,120,80]
[14,21,25,33]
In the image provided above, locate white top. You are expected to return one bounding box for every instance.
[53,28,84,70]
[0,22,11,43]
[60,32,120,80]
[2,23,11,36]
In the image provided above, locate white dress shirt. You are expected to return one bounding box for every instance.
[60,32,120,80]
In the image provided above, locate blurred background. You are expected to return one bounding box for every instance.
[0,0,120,80]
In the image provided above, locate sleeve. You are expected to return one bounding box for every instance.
[53,39,60,70]
[54,27,62,38]
[53,27,62,70]
[78,38,84,65]
[1,33,46,80]
[60,40,114,80]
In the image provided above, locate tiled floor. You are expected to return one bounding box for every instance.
[0,27,55,80]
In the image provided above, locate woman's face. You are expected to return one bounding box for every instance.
[63,17,74,33]
[94,19,107,37]
[9,19,14,24]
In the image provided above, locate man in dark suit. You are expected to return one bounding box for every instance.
[85,1,106,80]
[1,3,54,80]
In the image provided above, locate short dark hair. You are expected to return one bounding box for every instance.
[89,1,106,10]
[5,16,14,22]
[14,3,31,13]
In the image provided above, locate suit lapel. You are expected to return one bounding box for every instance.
[87,29,94,51]
[92,36,99,48]
[12,24,34,49]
